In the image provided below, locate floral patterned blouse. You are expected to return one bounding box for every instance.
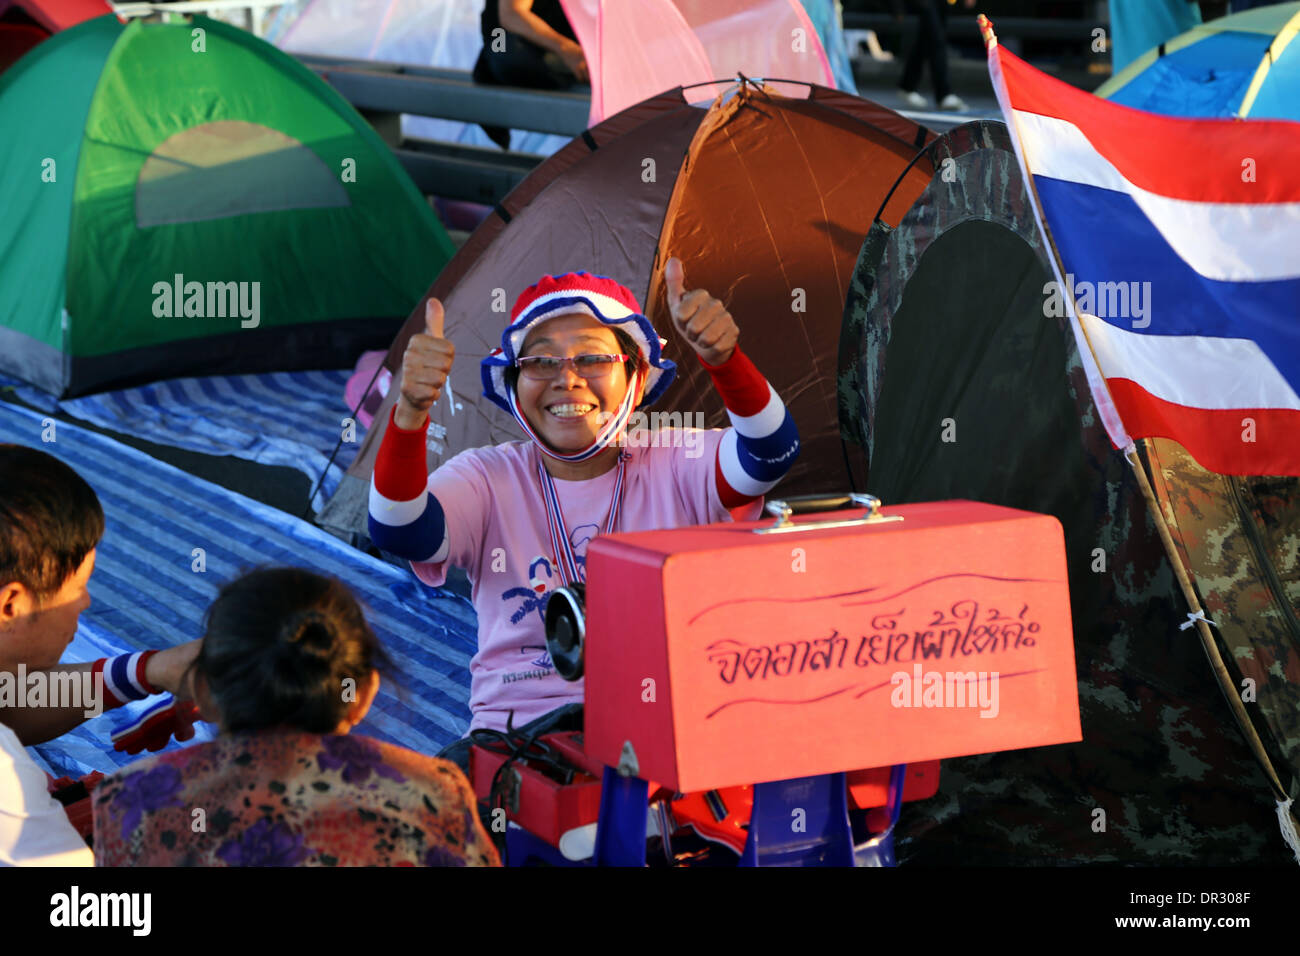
[92,731,500,867]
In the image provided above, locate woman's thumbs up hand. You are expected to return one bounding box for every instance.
[664,257,738,366]
[395,297,455,430]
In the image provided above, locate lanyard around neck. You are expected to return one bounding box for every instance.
[536,450,628,586]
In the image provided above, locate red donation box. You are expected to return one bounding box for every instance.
[583,499,1080,793]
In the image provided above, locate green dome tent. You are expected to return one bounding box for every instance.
[0,14,455,397]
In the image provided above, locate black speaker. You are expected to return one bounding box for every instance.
[544,583,586,681]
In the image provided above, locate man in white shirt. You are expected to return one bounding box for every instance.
[0,444,199,866]
[0,723,93,866]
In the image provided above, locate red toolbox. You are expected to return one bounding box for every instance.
[469,732,604,847]
[582,498,1080,793]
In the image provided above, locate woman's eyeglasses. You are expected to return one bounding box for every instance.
[516,353,629,381]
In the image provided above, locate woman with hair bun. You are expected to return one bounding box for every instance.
[92,568,498,867]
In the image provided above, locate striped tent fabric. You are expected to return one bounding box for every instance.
[1,369,358,510]
[0,402,475,779]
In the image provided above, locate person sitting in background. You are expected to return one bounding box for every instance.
[0,444,200,867]
[473,0,587,149]
[92,567,498,867]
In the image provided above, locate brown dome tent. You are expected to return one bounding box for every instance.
[321,80,937,535]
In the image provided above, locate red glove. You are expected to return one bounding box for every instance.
[111,697,201,755]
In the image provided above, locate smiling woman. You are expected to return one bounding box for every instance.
[367,265,801,754]
[508,314,646,480]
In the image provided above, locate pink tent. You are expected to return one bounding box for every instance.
[561,0,834,125]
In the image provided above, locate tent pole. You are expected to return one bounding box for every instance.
[1124,442,1300,852]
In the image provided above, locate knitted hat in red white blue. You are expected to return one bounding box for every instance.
[480,272,676,416]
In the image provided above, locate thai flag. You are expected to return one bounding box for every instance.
[983,18,1300,476]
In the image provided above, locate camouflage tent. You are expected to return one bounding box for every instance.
[1146,441,1300,823]
[837,120,1298,864]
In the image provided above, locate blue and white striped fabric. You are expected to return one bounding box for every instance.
[0,370,361,511]
[0,402,476,780]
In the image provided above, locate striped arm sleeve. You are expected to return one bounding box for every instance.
[368,407,449,563]
[93,651,159,708]
[702,347,800,508]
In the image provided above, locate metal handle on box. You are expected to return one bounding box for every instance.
[754,492,902,534]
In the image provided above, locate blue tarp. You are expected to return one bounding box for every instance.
[0,402,477,780]
[0,369,360,511]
